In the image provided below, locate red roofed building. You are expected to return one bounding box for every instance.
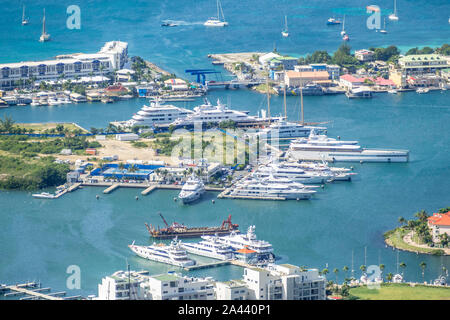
[427,211,450,243]
[235,246,257,263]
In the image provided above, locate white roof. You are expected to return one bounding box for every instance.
[116,68,135,75]
[259,52,281,65]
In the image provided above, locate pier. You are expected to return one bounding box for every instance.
[103,183,120,194]
[0,282,80,300]
[183,260,231,271]
[141,185,157,195]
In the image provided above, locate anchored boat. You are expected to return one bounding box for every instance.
[145,213,240,239]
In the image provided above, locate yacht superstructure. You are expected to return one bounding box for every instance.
[171,99,257,127]
[128,239,195,267]
[287,130,409,163]
[252,162,332,184]
[178,175,205,204]
[202,226,275,261]
[180,237,234,260]
[254,119,327,140]
[127,99,193,127]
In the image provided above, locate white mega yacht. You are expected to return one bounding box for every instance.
[287,130,409,163]
[254,118,327,140]
[128,238,195,267]
[171,99,257,127]
[252,162,332,184]
[127,98,193,127]
[230,177,317,200]
[202,226,275,262]
[178,175,206,204]
[204,0,228,27]
[180,237,234,260]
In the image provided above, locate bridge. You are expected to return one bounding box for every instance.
[205,79,264,89]
[185,69,223,85]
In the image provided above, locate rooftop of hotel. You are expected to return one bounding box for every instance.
[285,70,330,78]
[399,54,447,62]
[427,211,450,226]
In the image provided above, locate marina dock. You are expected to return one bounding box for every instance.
[103,183,120,194]
[183,260,231,271]
[0,282,78,300]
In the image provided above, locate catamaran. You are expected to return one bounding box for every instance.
[281,15,289,37]
[21,5,29,25]
[204,0,228,27]
[39,9,50,42]
[389,0,399,21]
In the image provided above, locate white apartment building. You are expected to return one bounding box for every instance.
[139,273,216,300]
[96,270,150,300]
[355,49,375,62]
[0,41,128,90]
[215,280,248,300]
[294,64,341,80]
[242,264,326,300]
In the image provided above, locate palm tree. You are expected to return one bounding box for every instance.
[342,266,349,281]
[398,216,406,227]
[386,272,393,283]
[333,268,339,286]
[360,265,367,275]
[379,264,385,280]
[321,268,329,278]
[419,261,427,283]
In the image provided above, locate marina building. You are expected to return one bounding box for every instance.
[398,54,449,76]
[427,211,450,243]
[284,70,330,87]
[268,56,298,71]
[215,280,248,300]
[0,41,128,90]
[294,64,341,80]
[96,270,150,300]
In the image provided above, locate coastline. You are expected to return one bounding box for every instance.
[384,227,448,256]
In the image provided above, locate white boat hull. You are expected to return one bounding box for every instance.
[288,149,409,163]
[129,245,195,267]
[181,245,233,261]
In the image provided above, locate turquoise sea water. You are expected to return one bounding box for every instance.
[0,0,450,297]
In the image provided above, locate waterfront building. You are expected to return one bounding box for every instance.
[268,56,298,71]
[96,270,150,300]
[339,74,365,89]
[284,70,330,87]
[355,49,375,62]
[0,41,128,90]
[406,74,442,87]
[115,68,135,82]
[164,78,189,91]
[294,64,341,80]
[398,54,449,76]
[139,273,216,300]
[215,280,248,300]
[427,211,450,243]
[258,52,281,66]
[242,264,326,300]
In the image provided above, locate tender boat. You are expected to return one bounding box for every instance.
[128,238,196,267]
[327,17,341,25]
[178,174,205,204]
[32,192,56,199]
[416,88,429,94]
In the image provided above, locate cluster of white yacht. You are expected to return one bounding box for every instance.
[126,98,259,129]
[30,92,72,106]
[128,226,274,266]
[228,158,356,200]
[286,130,410,163]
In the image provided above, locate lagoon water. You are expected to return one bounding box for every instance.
[0,0,450,297]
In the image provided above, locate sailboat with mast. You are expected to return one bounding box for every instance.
[380,18,387,34]
[39,8,50,42]
[392,249,404,283]
[21,5,29,25]
[389,0,399,21]
[204,0,228,27]
[340,15,346,36]
[281,15,289,37]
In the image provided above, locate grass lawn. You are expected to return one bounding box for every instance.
[385,228,444,255]
[16,122,87,133]
[349,283,450,300]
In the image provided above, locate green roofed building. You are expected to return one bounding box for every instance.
[398,54,449,75]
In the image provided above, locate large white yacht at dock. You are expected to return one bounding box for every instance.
[230,177,316,200]
[253,118,327,140]
[180,237,234,260]
[178,175,205,204]
[128,238,195,267]
[170,99,257,127]
[252,162,332,184]
[127,98,193,127]
[280,160,356,181]
[287,130,409,163]
[202,226,274,262]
